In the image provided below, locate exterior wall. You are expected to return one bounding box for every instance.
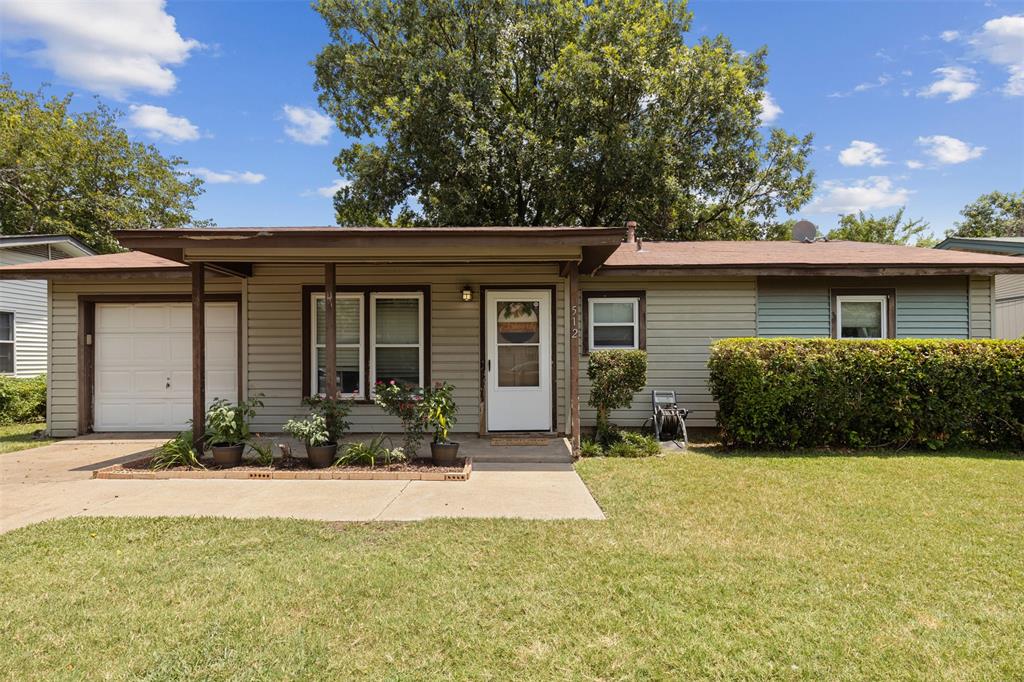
[0,249,50,377]
[968,276,993,339]
[994,274,1024,339]
[757,276,976,339]
[578,277,757,429]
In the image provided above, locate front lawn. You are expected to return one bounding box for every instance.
[0,422,53,454]
[1,451,1022,679]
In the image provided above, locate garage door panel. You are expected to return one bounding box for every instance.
[134,371,169,394]
[169,305,191,329]
[96,306,132,328]
[96,371,132,394]
[168,334,191,363]
[133,306,170,329]
[97,334,133,363]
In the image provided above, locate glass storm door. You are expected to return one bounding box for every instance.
[485,290,552,431]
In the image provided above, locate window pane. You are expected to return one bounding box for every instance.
[841,301,883,338]
[592,325,635,348]
[498,345,540,387]
[315,297,360,345]
[0,344,12,373]
[592,301,635,324]
[496,301,539,344]
[316,346,360,394]
[375,347,420,386]
[375,298,419,344]
[0,313,12,341]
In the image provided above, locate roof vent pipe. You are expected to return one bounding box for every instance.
[636,237,643,252]
[625,221,637,243]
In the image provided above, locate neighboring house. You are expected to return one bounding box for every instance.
[0,235,95,377]
[936,236,1024,339]
[0,226,1021,445]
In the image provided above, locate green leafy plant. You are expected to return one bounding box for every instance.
[618,431,662,457]
[283,414,330,447]
[151,430,202,470]
[587,350,648,445]
[580,432,661,458]
[303,393,352,442]
[579,439,604,458]
[0,374,46,425]
[335,434,407,468]
[250,441,274,467]
[422,381,458,444]
[373,381,426,454]
[203,395,264,447]
[708,338,1024,449]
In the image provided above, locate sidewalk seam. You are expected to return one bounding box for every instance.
[373,480,411,520]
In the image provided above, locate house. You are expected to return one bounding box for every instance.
[0,235,95,378]
[936,236,1024,339]
[1,226,1022,451]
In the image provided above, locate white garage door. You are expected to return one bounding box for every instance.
[94,302,238,431]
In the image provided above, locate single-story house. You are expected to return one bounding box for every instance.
[936,236,1024,339]
[0,234,95,377]
[1,225,1022,451]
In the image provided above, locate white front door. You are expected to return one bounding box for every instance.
[485,290,552,431]
[93,302,238,431]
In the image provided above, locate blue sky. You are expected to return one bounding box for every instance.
[2,0,1022,239]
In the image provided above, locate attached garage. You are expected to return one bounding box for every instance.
[92,302,238,431]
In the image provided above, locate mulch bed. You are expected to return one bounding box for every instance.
[118,456,465,473]
[94,456,472,481]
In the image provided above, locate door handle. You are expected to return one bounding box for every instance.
[166,377,171,389]
[487,359,491,372]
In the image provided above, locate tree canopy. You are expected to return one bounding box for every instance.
[0,76,210,253]
[313,0,814,239]
[826,208,933,247]
[949,190,1024,238]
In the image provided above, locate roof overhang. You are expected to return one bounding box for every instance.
[0,234,95,258]
[935,236,1024,257]
[597,264,1024,277]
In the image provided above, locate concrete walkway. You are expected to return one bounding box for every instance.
[0,436,604,533]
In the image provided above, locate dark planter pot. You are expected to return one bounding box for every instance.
[430,441,460,466]
[305,443,338,469]
[211,443,245,467]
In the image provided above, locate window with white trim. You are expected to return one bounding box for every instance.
[370,292,424,391]
[836,295,887,339]
[588,297,639,350]
[0,312,12,374]
[311,293,364,396]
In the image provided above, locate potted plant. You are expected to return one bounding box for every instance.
[283,414,336,468]
[423,381,459,465]
[203,396,264,467]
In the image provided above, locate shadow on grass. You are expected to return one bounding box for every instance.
[680,440,1024,461]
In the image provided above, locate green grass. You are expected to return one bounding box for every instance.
[0,423,53,454]
[1,450,1023,680]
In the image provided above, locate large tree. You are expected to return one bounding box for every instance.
[949,190,1024,238]
[826,208,933,247]
[313,0,814,239]
[0,76,210,253]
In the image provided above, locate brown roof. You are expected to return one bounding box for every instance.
[0,251,185,279]
[602,240,1024,274]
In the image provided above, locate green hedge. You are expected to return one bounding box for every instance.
[0,374,47,425]
[708,339,1024,450]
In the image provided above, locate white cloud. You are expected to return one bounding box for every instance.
[191,168,266,184]
[918,66,979,102]
[829,74,893,98]
[969,14,1024,96]
[916,135,986,164]
[0,0,200,98]
[304,179,351,198]
[838,140,889,167]
[905,160,925,169]
[758,92,782,125]
[810,176,912,213]
[128,104,199,142]
[282,105,333,145]
[940,30,961,42]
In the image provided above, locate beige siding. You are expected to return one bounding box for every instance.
[969,276,993,338]
[579,277,757,429]
[994,274,1024,339]
[995,273,1024,300]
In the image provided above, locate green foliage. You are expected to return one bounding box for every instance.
[0,76,211,253]
[373,381,426,454]
[826,207,932,246]
[250,441,275,467]
[949,189,1024,238]
[203,395,264,447]
[283,414,330,447]
[336,434,406,467]
[587,349,648,441]
[313,0,814,238]
[617,431,662,457]
[708,338,1024,449]
[580,431,661,457]
[422,382,458,444]
[151,431,202,470]
[0,374,46,425]
[579,439,605,457]
[303,393,352,442]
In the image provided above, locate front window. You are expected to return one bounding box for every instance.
[371,293,423,389]
[312,294,363,396]
[0,312,13,374]
[836,295,887,339]
[589,298,639,350]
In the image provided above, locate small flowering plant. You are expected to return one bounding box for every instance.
[303,393,352,443]
[373,380,426,455]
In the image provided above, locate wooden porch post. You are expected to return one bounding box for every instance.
[324,263,337,397]
[567,261,581,455]
[192,262,206,447]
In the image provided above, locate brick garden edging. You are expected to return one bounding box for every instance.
[93,458,473,482]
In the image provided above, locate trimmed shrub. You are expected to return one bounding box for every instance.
[0,374,46,425]
[708,339,1024,450]
[579,432,661,458]
[587,349,647,444]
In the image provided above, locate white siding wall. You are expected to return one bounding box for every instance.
[0,249,50,377]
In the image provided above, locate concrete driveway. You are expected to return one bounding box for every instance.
[0,435,604,533]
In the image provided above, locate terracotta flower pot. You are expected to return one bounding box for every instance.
[430,441,460,466]
[306,443,338,469]
[211,443,245,467]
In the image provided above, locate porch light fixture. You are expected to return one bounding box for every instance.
[462,285,473,302]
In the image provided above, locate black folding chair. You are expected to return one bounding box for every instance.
[650,390,688,448]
